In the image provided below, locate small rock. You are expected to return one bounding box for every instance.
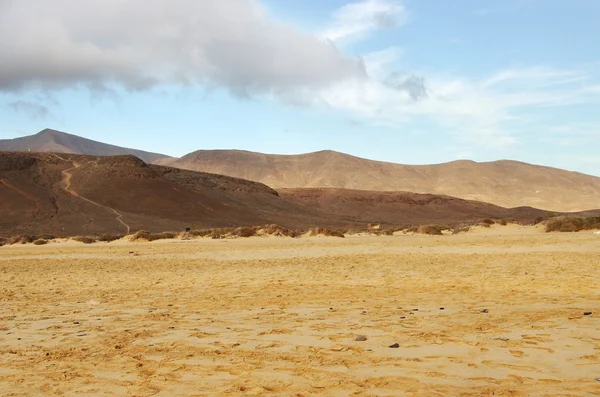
[584,312,592,316]
[400,316,406,319]
[77,333,86,337]
[73,321,80,324]
[412,309,419,312]
[389,343,400,348]
[481,309,489,313]
[355,335,368,342]
[440,307,445,310]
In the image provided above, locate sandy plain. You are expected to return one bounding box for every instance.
[1,225,599,396]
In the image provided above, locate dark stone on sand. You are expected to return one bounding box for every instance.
[73,321,80,324]
[440,308,445,310]
[355,335,368,341]
[412,309,418,311]
[400,316,406,319]
[481,309,489,313]
[584,312,592,316]
[389,343,400,348]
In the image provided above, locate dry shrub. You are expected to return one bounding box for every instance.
[496,219,508,226]
[309,228,345,238]
[480,219,494,225]
[9,235,36,244]
[33,239,48,245]
[97,233,123,242]
[188,228,230,239]
[417,225,443,235]
[452,225,471,234]
[131,231,178,242]
[232,227,258,238]
[130,230,150,241]
[544,216,600,233]
[0,238,6,247]
[73,236,96,244]
[262,224,300,237]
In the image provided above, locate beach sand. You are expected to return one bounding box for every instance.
[1,226,599,396]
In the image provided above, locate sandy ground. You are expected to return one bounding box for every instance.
[1,226,599,396]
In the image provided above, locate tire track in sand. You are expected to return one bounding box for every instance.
[61,163,131,234]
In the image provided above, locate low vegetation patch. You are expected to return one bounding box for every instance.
[309,228,345,238]
[544,216,600,233]
[97,233,123,242]
[452,225,471,234]
[417,225,443,235]
[33,239,48,245]
[130,231,178,242]
[72,236,97,244]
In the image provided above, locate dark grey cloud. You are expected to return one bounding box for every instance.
[0,0,366,100]
[384,71,428,100]
[8,100,50,119]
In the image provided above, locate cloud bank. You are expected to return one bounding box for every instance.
[2,0,598,150]
[0,0,365,95]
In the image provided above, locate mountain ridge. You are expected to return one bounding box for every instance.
[0,129,170,163]
[163,149,600,212]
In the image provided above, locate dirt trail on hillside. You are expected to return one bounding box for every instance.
[61,162,131,234]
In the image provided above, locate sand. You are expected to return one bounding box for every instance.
[1,226,599,396]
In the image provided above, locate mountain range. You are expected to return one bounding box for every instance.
[1,129,599,223]
[2,151,585,237]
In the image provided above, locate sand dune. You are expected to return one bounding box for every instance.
[1,229,599,396]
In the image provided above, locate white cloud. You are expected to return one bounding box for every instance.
[2,0,599,152]
[0,0,365,96]
[312,52,600,148]
[321,0,406,42]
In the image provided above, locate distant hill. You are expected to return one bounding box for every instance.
[162,149,600,212]
[0,129,170,163]
[2,151,584,237]
[0,151,344,236]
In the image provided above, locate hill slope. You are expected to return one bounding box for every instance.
[164,149,600,212]
[0,129,170,163]
[2,151,582,237]
[0,152,344,236]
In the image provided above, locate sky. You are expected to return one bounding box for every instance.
[0,0,599,176]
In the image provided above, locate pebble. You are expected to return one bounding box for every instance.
[400,316,406,319]
[440,307,445,310]
[77,333,86,337]
[355,335,368,342]
[412,309,419,312]
[73,321,80,324]
[481,309,489,313]
[584,312,592,316]
[389,343,400,348]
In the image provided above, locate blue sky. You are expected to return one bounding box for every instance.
[1,0,599,175]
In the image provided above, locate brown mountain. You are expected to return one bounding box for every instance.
[162,149,600,212]
[2,151,593,237]
[0,129,170,163]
